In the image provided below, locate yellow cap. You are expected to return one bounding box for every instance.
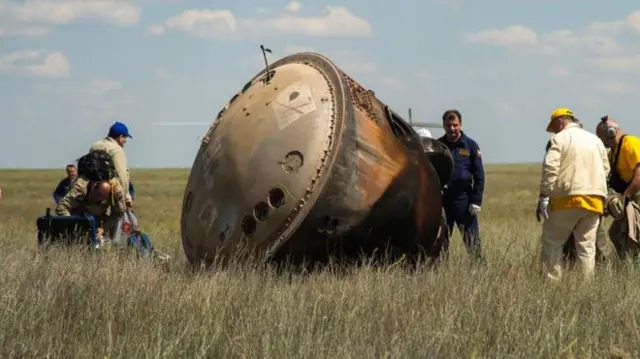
[546,107,574,132]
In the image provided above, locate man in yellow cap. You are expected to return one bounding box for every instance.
[543,118,615,265]
[536,107,610,280]
[595,116,640,261]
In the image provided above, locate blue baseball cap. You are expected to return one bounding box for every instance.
[108,121,133,139]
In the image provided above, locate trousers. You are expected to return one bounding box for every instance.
[608,194,640,262]
[442,198,482,258]
[541,208,600,281]
[562,220,612,264]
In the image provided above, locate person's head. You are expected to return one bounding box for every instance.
[108,121,133,147]
[415,127,432,139]
[87,181,112,202]
[442,109,462,142]
[546,108,576,134]
[65,164,77,179]
[595,115,622,149]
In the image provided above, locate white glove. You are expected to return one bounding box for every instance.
[536,196,549,222]
[469,204,481,215]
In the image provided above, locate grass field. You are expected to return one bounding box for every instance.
[1,164,639,358]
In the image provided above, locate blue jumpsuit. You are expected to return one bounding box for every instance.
[129,181,136,200]
[437,131,485,258]
[53,177,73,204]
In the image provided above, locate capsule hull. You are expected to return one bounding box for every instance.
[180,52,447,266]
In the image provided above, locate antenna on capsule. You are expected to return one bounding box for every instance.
[260,45,273,83]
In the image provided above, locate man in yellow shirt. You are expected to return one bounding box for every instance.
[596,116,640,260]
[536,108,610,280]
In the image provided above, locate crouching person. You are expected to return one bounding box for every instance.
[55,177,127,244]
[596,117,640,261]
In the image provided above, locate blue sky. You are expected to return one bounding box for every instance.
[1,0,639,169]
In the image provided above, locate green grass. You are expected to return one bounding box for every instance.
[0,164,638,358]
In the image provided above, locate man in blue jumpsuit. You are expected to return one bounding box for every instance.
[52,164,78,203]
[437,109,486,261]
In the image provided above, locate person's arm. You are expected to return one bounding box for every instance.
[110,148,132,203]
[601,142,611,178]
[469,142,485,206]
[54,181,84,216]
[540,136,562,197]
[623,144,640,198]
[113,181,128,214]
[624,165,640,198]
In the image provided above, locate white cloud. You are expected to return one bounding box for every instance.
[148,5,372,39]
[91,78,122,94]
[0,26,48,37]
[464,10,640,58]
[546,66,635,95]
[583,10,640,36]
[0,50,70,78]
[464,25,537,46]
[284,1,302,13]
[152,9,236,38]
[4,0,140,25]
[587,55,640,72]
[0,0,140,36]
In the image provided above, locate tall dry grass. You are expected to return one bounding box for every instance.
[0,165,639,358]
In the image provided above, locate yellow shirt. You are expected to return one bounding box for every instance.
[610,134,640,183]
[549,195,603,214]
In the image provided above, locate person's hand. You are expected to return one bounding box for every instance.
[97,227,104,237]
[536,196,549,222]
[469,204,481,215]
[126,200,133,208]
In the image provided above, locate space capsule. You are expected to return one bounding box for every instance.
[180,52,453,267]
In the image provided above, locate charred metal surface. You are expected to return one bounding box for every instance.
[343,74,379,125]
[180,52,449,267]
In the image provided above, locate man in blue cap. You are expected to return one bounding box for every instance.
[89,121,134,207]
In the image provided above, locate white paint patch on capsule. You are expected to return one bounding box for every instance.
[272,81,317,131]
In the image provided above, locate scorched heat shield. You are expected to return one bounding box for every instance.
[180,52,451,267]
